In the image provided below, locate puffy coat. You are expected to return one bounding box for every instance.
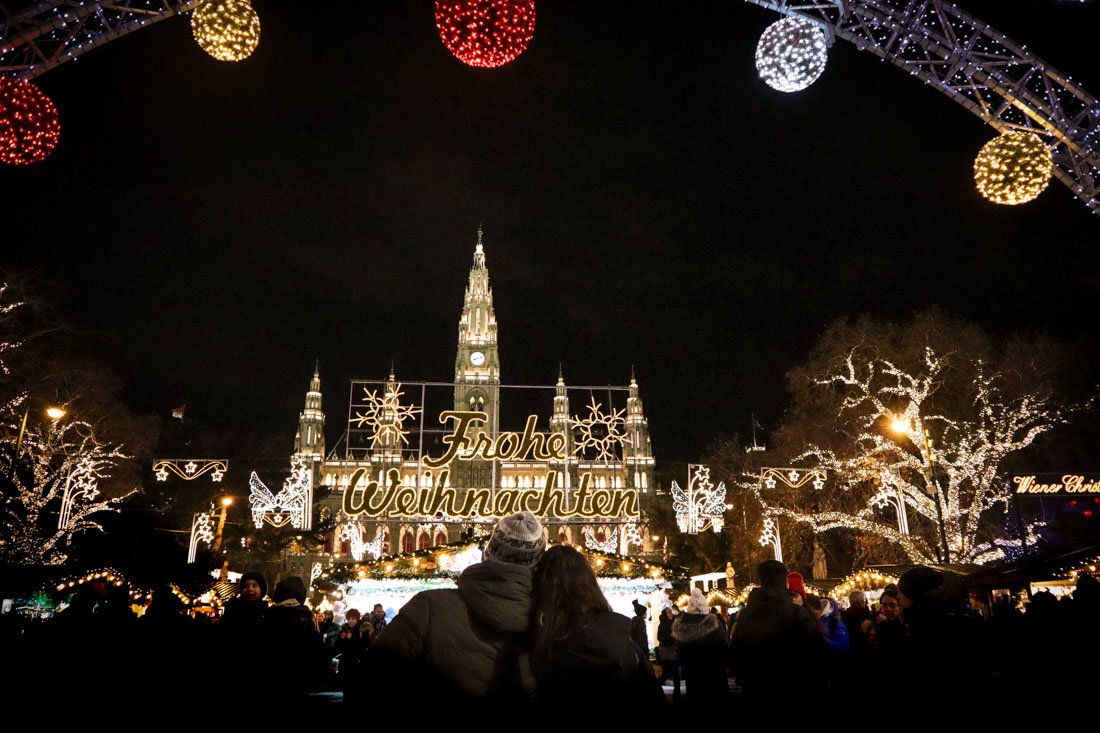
[535,610,664,708]
[672,612,728,703]
[368,560,533,704]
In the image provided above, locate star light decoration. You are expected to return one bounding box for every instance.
[671,465,727,535]
[353,382,422,449]
[620,522,644,554]
[755,16,829,93]
[571,397,631,463]
[191,0,261,62]
[57,456,102,531]
[759,514,783,561]
[434,0,536,68]
[248,457,313,530]
[583,527,619,554]
[973,130,1053,205]
[0,77,61,165]
[188,511,216,563]
[153,459,228,482]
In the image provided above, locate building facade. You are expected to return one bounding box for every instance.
[292,230,657,565]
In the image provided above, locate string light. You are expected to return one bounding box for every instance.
[755,16,828,93]
[434,0,536,69]
[0,77,60,165]
[973,130,1053,205]
[191,0,260,63]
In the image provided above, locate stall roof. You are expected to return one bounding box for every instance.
[963,544,1100,588]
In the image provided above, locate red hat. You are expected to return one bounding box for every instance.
[786,571,806,599]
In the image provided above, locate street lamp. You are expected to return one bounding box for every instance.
[889,417,951,563]
[9,401,66,479]
[213,496,233,553]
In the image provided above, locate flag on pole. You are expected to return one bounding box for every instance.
[171,405,186,420]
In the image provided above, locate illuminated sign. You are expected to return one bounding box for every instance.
[1012,474,1100,496]
[341,410,639,520]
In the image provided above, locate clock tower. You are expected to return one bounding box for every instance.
[454,227,501,437]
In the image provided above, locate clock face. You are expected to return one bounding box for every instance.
[470,351,485,366]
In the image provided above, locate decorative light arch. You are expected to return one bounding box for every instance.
[742,0,1099,214]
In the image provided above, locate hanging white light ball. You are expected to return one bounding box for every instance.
[755,16,828,93]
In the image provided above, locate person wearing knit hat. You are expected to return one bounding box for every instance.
[367,512,546,705]
[221,569,268,630]
[672,588,728,705]
[483,511,546,566]
[897,566,943,607]
[787,571,807,601]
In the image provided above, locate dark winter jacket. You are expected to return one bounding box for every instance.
[672,612,728,703]
[367,560,534,705]
[258,600,323,697]
[535,611,664,708]
[656,611,678,662]
[221,596,268,630]
[731,586,826,700]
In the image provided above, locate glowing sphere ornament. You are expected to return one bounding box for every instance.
[435,0,536,69]
[973,130,1053,205]
[0,77,60,165]
[755,16,828,93]
[191,0,260,62]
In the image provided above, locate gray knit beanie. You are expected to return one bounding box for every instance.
[483,511,546,566]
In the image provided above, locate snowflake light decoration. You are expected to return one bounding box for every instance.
[671,465,727,535]
[353,382,422,449]
[571,396,631,463]
[584,527,619,554]
[755,16,828,93]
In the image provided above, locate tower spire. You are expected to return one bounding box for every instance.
[295,363,325,457]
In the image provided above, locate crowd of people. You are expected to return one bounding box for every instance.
[6,509,1099,711]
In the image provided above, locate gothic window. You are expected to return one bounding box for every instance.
[378,528,390,555]
[558,526,572,545]
[435,529,448,546]
[581,525,593,548]
[418,530,431,550]
[401,525,415,554]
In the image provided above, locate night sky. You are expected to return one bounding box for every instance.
[2,0,1097,467]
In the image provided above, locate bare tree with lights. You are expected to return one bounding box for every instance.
[743,314,1088,566]
[0,279,137,565]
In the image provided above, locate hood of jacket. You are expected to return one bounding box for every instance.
[456,560,533,635]
[672,612,725,645]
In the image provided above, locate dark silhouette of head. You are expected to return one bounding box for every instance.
[757,560,787,590]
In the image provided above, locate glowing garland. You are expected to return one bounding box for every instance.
[54,568,126,592]
[0,77,60,165]
[973,130,1053,205]
[671,464,726,534]
[831,570,899,601]
[191,0,260,62]
[755,16,828,93]
[434,0,536,69]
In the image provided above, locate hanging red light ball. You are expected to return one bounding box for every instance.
[434,0,536,69]
[0,77,61,165]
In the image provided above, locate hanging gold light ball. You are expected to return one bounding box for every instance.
[191,0,260,63]
[973,130,1053,205]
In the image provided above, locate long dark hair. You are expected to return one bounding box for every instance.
[531,545,611,665]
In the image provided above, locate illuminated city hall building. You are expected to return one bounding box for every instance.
[289,230,657,565]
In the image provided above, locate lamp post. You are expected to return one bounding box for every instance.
[213,496,233,554]
[9,401,66,479]
[890,418,951,564]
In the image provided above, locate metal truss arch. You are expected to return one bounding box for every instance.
[0,1,197,80]
[744,0,1100,215]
